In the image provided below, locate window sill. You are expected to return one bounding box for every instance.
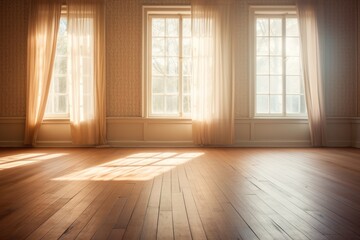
[42,118,70,124]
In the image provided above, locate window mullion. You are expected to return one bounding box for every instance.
[179,15,183,117]
[282,15,286,117]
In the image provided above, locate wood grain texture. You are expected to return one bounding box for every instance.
[0,147,359,239]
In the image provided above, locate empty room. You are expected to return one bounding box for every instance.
[1,0,360,239]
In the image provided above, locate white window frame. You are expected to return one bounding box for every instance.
[249,6,307,119]
[142,6,191,119]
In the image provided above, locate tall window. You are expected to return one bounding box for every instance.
[253,9,306,117]
[45,17,69,117]
[146,8,191,117]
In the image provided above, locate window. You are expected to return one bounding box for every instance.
[252,8,306,117]
[45,17,69,118]
[145,7,191,117]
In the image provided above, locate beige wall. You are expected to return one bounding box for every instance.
[0,0,359,146]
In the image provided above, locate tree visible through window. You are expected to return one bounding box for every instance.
[254,12,306,117]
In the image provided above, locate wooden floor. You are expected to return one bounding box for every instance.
[0,148,360,240]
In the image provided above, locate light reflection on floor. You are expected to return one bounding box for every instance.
[52,152,204,181]
[0,153,67,170]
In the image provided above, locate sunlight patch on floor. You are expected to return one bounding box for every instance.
[52,152,204,181]
[0,153,67,170]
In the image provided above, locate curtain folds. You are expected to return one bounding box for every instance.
[297,0,327,146]
[25,0,62,146]
[191,0,235,145]
[67,0,106,145]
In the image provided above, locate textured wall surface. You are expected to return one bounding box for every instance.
[0,0,358,118]
[0,0,28,117]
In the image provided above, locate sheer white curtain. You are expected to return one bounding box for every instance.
[67,0,106,145]
[25,0,62,146]
[297,0,327,146]
[191,0,235,145]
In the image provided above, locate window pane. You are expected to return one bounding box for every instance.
[256,76,269,94]
[183,18,191,37]
[152,18,165,37]
[46,97,53,113]
[55,77,67,93]
[270,57,282,75]
[152,57,166,75]
[270,18,282,36]
[286,37,299,56]
[183,76,191,94]
[152,38,165,56]
[56,95,67,113]
[286,18,299,37]
[167,57,179,75]
[166,77,178,93]
[166,95,178,113]
[286,95,300,113]
[257,37,269,55]
[166,18,179,36]
[256,18,269,36]
[286,57,300,75]
[182,58,192,76]
[182,38,192,57]
[300,95,307,114]
[152,77,165,93]
[256,57,270,74]
[286,76,301,94]
[256,95,269,113]
[270,37,282,56]
[166,38,179,56]
[183,95,191,114]
[270,95,282,113]
[270,76,282,94]
[153,95,165,113]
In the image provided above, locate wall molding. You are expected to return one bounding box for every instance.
[1,116,360,148]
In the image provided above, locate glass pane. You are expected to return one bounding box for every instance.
[56,95,67,113]
[152,95,165,113]
[256,95,269,114]
[152,57,166,75]
[286,57,300,75]
[270,76,282,94]
[270,37,282,56]
[55,77,67,93]
[257,37,269,55]
[270,95,282,113]
[152,18,165,37]
[183,76,191,94]
[286,76,301,94]
[152,77,165,94]
[182,38,192,57]
[166,38,179,56]
[300,95,307,114]
[256,76,269,94]
[166,77,178,93]
[286,18,299,37]
[45,97,53,114]
[167,57,179,75]
[286,95,300,113]
[286,37,299,56]
[270,57,282,75]
[256,57,270,74]
[183,18,191,37]
[55,57,67,74]
[256,18,269,36]
[166,18,179,37]
[182,58,192,76]
[270,18,282,36]
[152,37,165,56]
[166,95,178,113]
[183,95,191,114]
